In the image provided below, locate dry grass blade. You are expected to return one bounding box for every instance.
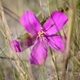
[61,0,76,80]
[0,1,30,80]
[0,1,12,42]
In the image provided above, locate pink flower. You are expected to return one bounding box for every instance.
[10,10,68,65]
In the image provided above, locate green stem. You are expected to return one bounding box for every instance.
[49,48,60,80]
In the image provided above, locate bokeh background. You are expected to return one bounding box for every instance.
[0,0,80,80]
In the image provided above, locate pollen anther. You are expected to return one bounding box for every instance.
[38,30,44,37]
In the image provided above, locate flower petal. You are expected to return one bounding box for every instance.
[19,10,41,36]
[43,11,68,35]
[10,36,36,52]
[10,40,21,52]
[30,39,47,65]
[45,35,66,52]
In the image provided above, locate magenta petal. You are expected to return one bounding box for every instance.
[19,10,41,36]
[45,35,66,52]
[43,11,68,35]
[10,37,36,52]
[30,39,47,65]
[43,17,54,31]
[10,40,21,52]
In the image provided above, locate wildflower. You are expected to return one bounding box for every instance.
[10,10,68,65]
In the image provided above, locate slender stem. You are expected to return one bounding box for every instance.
[72,58,75,80]
[52,57,60,80]
[49,48,60,80]
[47,0,50,16]
[39,0,44,19]
[61,0,76,80]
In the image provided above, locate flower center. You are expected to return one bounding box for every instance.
[38,30,44,37]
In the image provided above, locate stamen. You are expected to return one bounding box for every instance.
[38,30,44,37]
